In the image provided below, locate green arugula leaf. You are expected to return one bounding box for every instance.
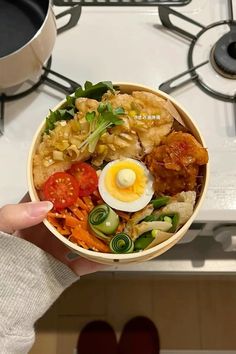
[66,95,76,107]
[44,81,118,134]
[45,107,75,134]
[75,81,115,101]
[84,81,93,90]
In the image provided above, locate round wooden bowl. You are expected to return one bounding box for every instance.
[27,82,209,265]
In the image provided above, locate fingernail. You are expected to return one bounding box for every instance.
[27,201,53,217]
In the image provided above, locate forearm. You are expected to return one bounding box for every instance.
[0,231,78,354]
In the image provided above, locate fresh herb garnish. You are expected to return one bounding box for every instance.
[75,81,115,101]
[45,108,75,134]
[44,81,116,134]
[86,111,96,123]
[79,103,125,153]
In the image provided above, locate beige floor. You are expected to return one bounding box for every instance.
[29,274,236,354]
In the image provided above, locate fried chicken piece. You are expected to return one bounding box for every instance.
[33,160,71,190]
[145,132,208,195]
[102,92,135,111]
[92,118,142,166]
[75,97,99,113]
[130,91,174,153]
[102,91,174,155]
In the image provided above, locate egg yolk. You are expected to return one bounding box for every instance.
[104,161,147,202]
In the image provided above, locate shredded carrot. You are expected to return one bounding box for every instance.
[68,235,77,243]
[76,240,90,249]
[81,209,88,220]
[72,226,110,253]
[47,216,71,236]
[82,196,94,211]
[47,211,66,219]
[46,191,125,254]
[69,206,86,220]
[80,241,90,250]
[75,197,89,211]
[117,211,130,221]
[66,217,88,230]
[64,215,83,228]
[117,222,125,233]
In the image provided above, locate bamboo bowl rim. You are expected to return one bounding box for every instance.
[27,82,209,264]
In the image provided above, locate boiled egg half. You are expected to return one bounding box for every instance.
[98,158,154,212]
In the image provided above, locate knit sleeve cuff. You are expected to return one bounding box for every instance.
[0,231,78,337]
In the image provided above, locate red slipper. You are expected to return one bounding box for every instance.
[118,316,160,354]
[77,320,118,354]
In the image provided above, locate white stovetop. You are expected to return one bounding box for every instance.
[1,1,236,222]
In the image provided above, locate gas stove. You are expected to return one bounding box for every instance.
[1,0,236,272]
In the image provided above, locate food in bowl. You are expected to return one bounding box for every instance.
[30,81,208,256]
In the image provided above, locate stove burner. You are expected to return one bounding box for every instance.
[158,0,236,104]
[211,29,236,79]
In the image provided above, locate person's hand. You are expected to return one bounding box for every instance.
[0,194,105,276]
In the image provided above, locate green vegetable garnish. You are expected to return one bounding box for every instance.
[44,81,117,133]
[110,233,134,254]
[134,231,154,251]
[157,213,180,232]
[85,111,96,123]
[152,196,170,209]
[88,204,119,242]
[45,107,75,134]
[75,81,115,101]
[143,214,159,222]
[169,213,180,232]
[151,229,158,238]
[79,103,125,153]
[97,102,106,113]
[163,216,172,224]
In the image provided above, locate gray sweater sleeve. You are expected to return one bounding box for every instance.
[0,231,79,354]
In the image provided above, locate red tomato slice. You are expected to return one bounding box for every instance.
[43,172,79,210]
[68,162,98,197]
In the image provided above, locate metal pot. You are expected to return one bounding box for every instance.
[0,0,81,90]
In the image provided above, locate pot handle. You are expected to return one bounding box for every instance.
[55,4,82,34]
[42,63,81,94]
[54,0,191,4]
[54,0,79,5]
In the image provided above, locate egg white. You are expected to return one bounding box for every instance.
[98,159,154,212]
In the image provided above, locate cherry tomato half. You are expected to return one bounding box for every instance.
[43,172,79,210]
[68,162,98,197]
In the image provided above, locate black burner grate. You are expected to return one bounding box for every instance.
[0,0,191,136]
[158,0,236,104]
[54,0,191,6]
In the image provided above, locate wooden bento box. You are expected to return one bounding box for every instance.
[27,82,209,265]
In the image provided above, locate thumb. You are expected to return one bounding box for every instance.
[0,201,53,234]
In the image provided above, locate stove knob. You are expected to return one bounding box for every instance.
[214,226,236,252]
